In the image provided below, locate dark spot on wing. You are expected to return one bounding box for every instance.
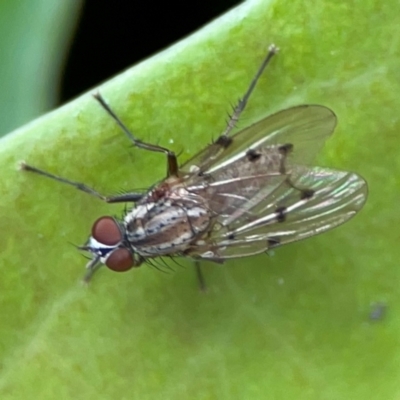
[227,233,235,240]
[246,149,261,162]
[275,206,287,222]
[197,171,214,182]
[278,143,293,155]
[267,237,280,247]
[215,135,233,148]
[301,189,315,200]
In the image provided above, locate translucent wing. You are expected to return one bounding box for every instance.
[180,105,337,176]
[187,166,367,261]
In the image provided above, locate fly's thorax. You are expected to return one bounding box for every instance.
[123,192,212,256]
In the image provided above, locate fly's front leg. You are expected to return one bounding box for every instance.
[93,92,179,177]
[82,255,102,284]
[20,162,143,203]
[194,260,207,292]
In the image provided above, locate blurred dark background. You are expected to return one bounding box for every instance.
[60,1,241,103]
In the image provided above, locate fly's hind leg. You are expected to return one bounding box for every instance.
[220,44,279,138]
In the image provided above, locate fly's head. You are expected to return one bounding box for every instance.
[80,216,142,279]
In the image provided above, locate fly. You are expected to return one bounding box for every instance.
[21,45,368,286]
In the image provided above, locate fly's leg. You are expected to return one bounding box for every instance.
[20,162,143,203]
[93,92,179,177]
[194,260,207,292]
[82,255,102,284]
[220,44,279,138]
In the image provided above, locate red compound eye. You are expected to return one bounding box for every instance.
[92,216,122,246]
[105,248,134,272]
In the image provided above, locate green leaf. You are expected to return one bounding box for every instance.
[1,0,399,399]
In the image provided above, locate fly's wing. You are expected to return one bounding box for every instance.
[180,105,337,177]
[188,166,367,261]
[188,145,290,226]
[180,103,366,261]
